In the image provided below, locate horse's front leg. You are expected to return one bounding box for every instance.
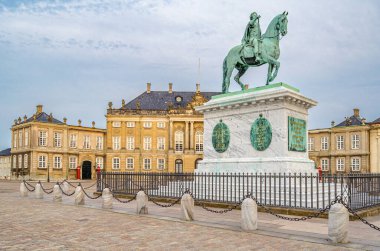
[266,64,273,85]
[266,56,280,83]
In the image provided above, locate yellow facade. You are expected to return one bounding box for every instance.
[11,105,106,180]
[369,121,380,173]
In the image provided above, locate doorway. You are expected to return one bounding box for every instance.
[82,161,92,180]
[175,159,183,173]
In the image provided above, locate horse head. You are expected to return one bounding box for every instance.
[264,11,288,38]
[278,11,288,36]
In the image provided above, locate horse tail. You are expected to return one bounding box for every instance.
[222,57,228,93]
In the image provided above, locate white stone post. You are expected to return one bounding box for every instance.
[74,185,85,205]
[241,198,258,231]
[62,181,69,194]
[136,191,148,214]
[181,193,194,221]
[35,183,43,199]
[102,188,113,209]
[20,182,28,197]
[328,203,349,244]
[53,184,62,202]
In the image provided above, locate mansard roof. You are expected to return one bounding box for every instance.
[335,115,365,127]
[0,148,11,156]
[122,91,220,110]
[22,112,64,125]
[372,117,380,124]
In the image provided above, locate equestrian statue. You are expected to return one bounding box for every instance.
[222,11,288,93]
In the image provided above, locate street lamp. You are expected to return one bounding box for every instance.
[47,162,50,183]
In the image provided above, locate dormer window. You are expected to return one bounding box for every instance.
[175,96,183,103]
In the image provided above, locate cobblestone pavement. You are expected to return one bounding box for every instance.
[1,180,380,250]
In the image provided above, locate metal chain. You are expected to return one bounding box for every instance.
[112,193,136,204]
[39,181,54,194]
[64,180,79,188]
[341,201,380,231]
[194,190,244,214]
[79,185,102,200]
[82,182,97,190]
[23,180,36,192]
[57,182,76,196]
[148,194,183,208]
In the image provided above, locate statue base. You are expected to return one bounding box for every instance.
[195,83,318,174]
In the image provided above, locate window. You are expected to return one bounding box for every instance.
[143,122,152,128]
[143,158,151,170]
[337,135,344,150]
[321,137,328,151]
[351,157,361,172]
[307,137,314,151]
[157,137,165,150]
[13,156,16,168]
[112,121,121,128]
[157,158,165,170]
[336,158,345,172]
[126,157,134,169]
[84,136,91,149]
[54,156,62,169]
[113,136,120,150]
[13,133,17,148]
[351,134,360,150]
[39,131,47,147]
[126,122,135,128]
[127,136,135,150]
[96,157,104,169]
[195,131,204,152]
[175,131,184,152]
[69,156,77,169]
[24,130,29,147]
[157,122,166,128]
[144,137,152,150]
[112,157,120,169]
[18,131,23,147]
[18,155,22,169]
[96,136,103,150]
[321,158,329,171]
[24,154,28,169]
[38,155,47,168]
[54,132,62,147]
[70,134,77,148]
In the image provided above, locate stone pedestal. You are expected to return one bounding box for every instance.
[196,83,317,173]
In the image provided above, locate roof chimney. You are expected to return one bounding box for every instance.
[146,82,151,94]
[36,105,43,115]
[354,108,360,117]
[168,83,173,94]
[196,83,200,93]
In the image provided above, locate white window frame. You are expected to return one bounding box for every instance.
[18,155,22,169]
[157,158,165,170]
[337,135,344,150]
[96,157,104,169]
[143,122,152,128]
[96,136,103,150]
[38,155,47,169]
[195,131,204,152]
[175,131,184,152]
[127,136,135,150]
[126,157,134,170]
[54,132,62,148]
[13,155,16,168]
[24,129,29,147]
[321,136,328,151]
[336,158,345,172]
[112,121,121,128]
[144,137,152,150]
[18,131,23,148]
[351,157,361,172]
[113,136,121,150]
[157,122,166,128]
[54,156,62,169]
[307,137,314,151]
[39,131,47,147]
[321,158,329,171]
[157,137,165,150]
[112,157,120,169]
[126,122,135,128]
[70,134,77,148]
[351,134,360,150]
[13,133,17,148]
[143,158,151,170]
[24,154,28,169]
[69,156,77,169]
[84,136,91,149]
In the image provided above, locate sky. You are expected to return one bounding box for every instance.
[0,0,379,150]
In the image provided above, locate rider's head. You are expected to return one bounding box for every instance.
[250,12,259,20]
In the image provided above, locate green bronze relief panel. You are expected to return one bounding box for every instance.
[288,116,307,152]
[250,114,272,151]
[212,120,230,153]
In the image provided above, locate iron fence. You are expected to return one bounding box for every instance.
[97,172,380,211]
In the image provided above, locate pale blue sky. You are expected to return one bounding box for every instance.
[0,0,379,150]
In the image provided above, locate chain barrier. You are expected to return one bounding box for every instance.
[64,180,79,188]
[23,180,36,192]
[79,184,102,200]
[38,181,54,194]
[112,193,136,204]
[146,188,185,208]
[57,182,76,196]
[192,190,245,214]
[341,201,380,231]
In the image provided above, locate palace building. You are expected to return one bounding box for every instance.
[105,83,219,173]
[308,108,380,174]
[10,105,106,180]
[0,148,11,179]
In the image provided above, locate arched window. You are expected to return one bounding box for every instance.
[195,131,203,152]
[175,131,184,152]
[195,158,203,169]
[18,155,22,169]
[24,154,28,169]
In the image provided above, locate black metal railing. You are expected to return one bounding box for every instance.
[97,172,380,211]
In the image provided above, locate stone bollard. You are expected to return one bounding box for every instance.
[181,193,194,221]
[241,198,258,231]
[136,191,148,214]
[35,183,43,199]
[102,188,113,209]
[74,185,85,205]
[62,181,69,194]
[20,182,28,197]
[328,203,349,244]
[53,184,62,202]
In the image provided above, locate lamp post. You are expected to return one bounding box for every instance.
[47,162,50,183]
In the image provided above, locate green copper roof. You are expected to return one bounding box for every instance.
[212,82,299,100]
